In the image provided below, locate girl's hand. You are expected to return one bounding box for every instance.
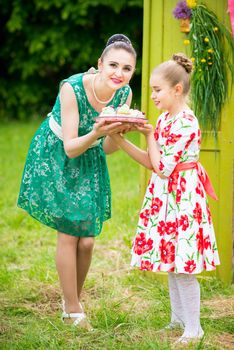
[120,123,143,133]
[135,123,154,136]
[120,123,132,134]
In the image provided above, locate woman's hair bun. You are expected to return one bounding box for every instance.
[101,33,136,61]
[172,53,193,73]
[106,34,132,47]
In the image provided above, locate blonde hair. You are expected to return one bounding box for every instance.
[152,53,193,95]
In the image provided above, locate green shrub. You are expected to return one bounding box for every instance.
[0,0,143,120]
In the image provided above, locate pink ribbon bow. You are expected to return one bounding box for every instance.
[171,162,218,201]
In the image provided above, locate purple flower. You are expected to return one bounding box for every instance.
[173,1,192,19]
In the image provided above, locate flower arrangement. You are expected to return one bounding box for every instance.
[186,0,197,8]
[173,1,234,135]
[173,0,192,32]
[173,1,192,19]
[188,3,234,135]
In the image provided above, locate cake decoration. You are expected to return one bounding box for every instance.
[99,104,146,121]
[100,106,116,115]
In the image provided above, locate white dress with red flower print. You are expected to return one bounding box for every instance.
[131,109,220,274]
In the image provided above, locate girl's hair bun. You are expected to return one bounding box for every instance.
[106,34,132,47]
[172,53,193,73]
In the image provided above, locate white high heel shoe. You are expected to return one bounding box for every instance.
[61,300,93,331]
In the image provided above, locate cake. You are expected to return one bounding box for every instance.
[99,104,145,118]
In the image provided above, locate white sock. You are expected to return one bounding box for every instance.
[175,274,204,338]
[168,273,184,327]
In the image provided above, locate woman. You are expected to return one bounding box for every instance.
[18,34,137,329]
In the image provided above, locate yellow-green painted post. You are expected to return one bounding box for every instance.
[141,0,234,283]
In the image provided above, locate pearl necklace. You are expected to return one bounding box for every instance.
[92,74,115,105]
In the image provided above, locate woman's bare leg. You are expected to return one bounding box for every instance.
[56,232,81,313]
[76,237,94,299]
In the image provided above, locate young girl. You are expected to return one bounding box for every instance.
[111,53,220,343]
[18,34,136,330]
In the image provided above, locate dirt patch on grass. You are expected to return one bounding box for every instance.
[203,296,234,319]
[94,239,130,274]
[205,332,234,350]
[19,284,61,315]
[0,322,9,336]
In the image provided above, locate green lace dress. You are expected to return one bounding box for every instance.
[18,73,130,237]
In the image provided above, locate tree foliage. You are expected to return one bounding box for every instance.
[0,0,143,120]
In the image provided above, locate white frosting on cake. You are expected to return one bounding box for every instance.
[117,104,130,115]
[99,104,145,118]
[100,106,115,116]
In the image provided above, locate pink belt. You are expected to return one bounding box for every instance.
[171,162,218,201]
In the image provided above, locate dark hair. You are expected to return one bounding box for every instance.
[151,53,193,95]
[106,34,132,47]
[100,34,137,61]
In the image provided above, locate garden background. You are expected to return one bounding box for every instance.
[0,0,233,349]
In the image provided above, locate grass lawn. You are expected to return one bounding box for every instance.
[0,120,233,350]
